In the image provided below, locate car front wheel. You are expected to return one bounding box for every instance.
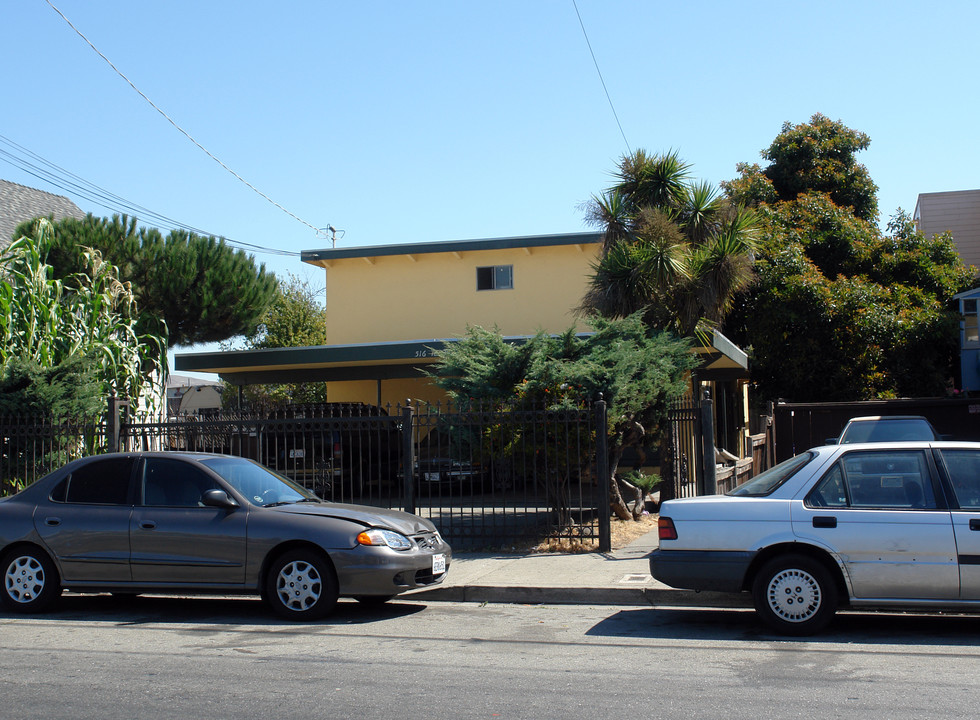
[1,547,62,613]
[752,554,838,636]
[265,549,338,621]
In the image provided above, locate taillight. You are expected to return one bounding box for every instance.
[658,516,677,541]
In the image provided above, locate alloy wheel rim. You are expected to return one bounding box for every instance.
[275,560,322,612]
[5,556,45,604]
[767,568,821,623]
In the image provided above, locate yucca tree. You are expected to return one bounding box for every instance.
[580,150,759,338]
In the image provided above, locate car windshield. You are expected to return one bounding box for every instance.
[200,457,319,507]
[726,452,815,497]
[839,418,937,444]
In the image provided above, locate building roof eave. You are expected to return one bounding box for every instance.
[176,329,749,386]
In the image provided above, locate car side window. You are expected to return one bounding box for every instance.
[939,449,980,509]
[806,450,936,509]
[807,465,848,507]
[142,457,219,507]
[56,457,135,505]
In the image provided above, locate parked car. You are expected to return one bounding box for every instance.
[830,415,941,444]
[0,452,450,620]
[415,456,485,490]
[650,440,980,634]
[260,403,402,498]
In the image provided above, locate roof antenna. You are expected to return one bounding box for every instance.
[316,225,345,248]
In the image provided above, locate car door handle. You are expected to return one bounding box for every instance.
[813,516,837,528]
[44,517,61,527]
[970,519,980,531]
[140,521,157,530]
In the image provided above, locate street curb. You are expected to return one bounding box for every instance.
[410,585,752,608]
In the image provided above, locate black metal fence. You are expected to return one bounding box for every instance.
[664,397,699,499]
[0,415,109,495]
[0,400,610,551]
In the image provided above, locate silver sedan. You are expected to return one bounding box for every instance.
[650,441,980,634]
[1,452,451,619]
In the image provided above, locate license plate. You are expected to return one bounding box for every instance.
[432,553,446,574]
[424,472,440,482]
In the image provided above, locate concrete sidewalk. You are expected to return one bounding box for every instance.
[409,528,749,608]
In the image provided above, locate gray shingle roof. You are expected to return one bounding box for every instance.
[0,179,86,248]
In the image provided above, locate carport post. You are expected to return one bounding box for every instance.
[699,388,716,496]
[595,399,611,553]
[402,403,416,515]
[106,396,129,453]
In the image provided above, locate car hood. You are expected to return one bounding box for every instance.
[272,502,437,535]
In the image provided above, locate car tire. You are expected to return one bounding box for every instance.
[752,554,838,636]
[1,547,62,613]
[265,549,338,621]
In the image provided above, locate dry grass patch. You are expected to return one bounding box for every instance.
[609,512,658,548]
[529,512,658,554]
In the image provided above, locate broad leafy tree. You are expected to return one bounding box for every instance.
[230,274,328,406]
[759,114,879,222]
[16,214,278,348]
[722,114,976,403]
[580,150,760,338]
[432,315,697,521]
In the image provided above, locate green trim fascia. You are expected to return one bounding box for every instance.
[301,231,603,264]
[175,339,455,372]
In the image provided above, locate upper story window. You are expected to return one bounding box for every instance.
[962,298,979,347]
[476,265,513,291]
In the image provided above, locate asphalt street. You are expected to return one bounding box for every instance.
[3,595,980,719]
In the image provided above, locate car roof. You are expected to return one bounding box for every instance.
[844,415,930,423]
[70,451,246,464]
[813,439,979,452]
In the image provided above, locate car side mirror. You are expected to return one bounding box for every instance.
[202,489,239,509]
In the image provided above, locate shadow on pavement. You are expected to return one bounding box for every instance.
[0,593,428,626]
[587,606,980,645]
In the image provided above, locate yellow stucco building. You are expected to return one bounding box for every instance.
[175,231,748,428]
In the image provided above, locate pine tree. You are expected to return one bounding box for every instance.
[16,214,278,348]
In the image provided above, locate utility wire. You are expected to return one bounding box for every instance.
[0,134,298,257]
[44,0,322,236]
[571,0,631,155]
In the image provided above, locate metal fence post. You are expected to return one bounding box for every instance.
[595,399,610,553]
[401,402,416,515]
[699,388,716,496]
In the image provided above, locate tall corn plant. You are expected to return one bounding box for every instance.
[0,219,166,415]
[0,220,167,495]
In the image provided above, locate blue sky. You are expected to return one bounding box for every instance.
[4,1,978,373]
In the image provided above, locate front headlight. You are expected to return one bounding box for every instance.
[356,528,413,551]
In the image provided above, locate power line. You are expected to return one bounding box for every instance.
[571,0,631,155]
[0,134,298,257]
[43,0,323,236]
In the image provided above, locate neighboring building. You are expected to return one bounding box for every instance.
[914,189,980,268]
[176,231,750,435]
[0,179,86,248]
[167,374,223,417]
[953,287,980,392]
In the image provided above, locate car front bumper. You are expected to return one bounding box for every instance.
[331,545,452,597]
[649,548,755,592]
